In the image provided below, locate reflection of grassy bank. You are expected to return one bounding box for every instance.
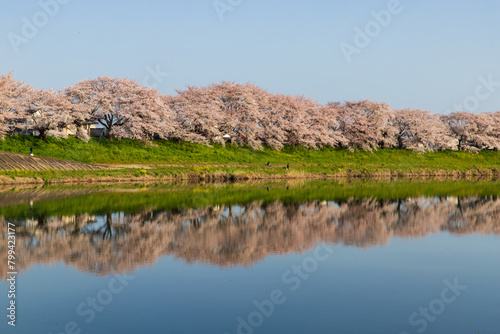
[1,179,499,219]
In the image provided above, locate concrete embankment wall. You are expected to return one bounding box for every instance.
[0,151,104,171]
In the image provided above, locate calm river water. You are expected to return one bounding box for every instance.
[0,179,499,334]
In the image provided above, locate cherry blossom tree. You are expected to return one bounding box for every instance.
[172,82,271,149]
[320,102,349,148]
[257,94,288,150]
[440,112,499,151]
[169,85,225,145]
[212,82,267,149]
[120,87,175,141]
[337,100,396,150]
[0,72,29,138]
[263,94,316,149]
[61,88,92,141]
[66,77,169,141]
[24,88,71,140]
[486,111,500,150]
[263,94,344,149]
[391,109,451,152]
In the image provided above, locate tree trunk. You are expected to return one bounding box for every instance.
[106,127,113,141]
[39,130,48,141]
[103,211,113,239]
[397,135,404,149]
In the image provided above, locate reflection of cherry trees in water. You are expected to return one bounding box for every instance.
[1,196,499,278]
[91,212,117,241]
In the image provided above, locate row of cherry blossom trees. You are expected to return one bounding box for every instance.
[1,72,499,151]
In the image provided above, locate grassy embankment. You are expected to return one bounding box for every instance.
[0,135,499,183]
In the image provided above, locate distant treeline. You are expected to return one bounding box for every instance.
[1,72,499,152]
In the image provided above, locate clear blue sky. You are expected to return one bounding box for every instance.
[1,0,499,114]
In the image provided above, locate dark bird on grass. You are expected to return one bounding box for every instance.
[267,161,270,166]
[286,186,289,190]
[267,187,270,191]
[286,163,289,170]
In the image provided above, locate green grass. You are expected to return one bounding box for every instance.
[0,165,340,183]
[1,135,500,174]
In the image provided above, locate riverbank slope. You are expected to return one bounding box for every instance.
[1,136,499,184]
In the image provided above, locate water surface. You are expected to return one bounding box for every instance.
[1,180,499,334]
